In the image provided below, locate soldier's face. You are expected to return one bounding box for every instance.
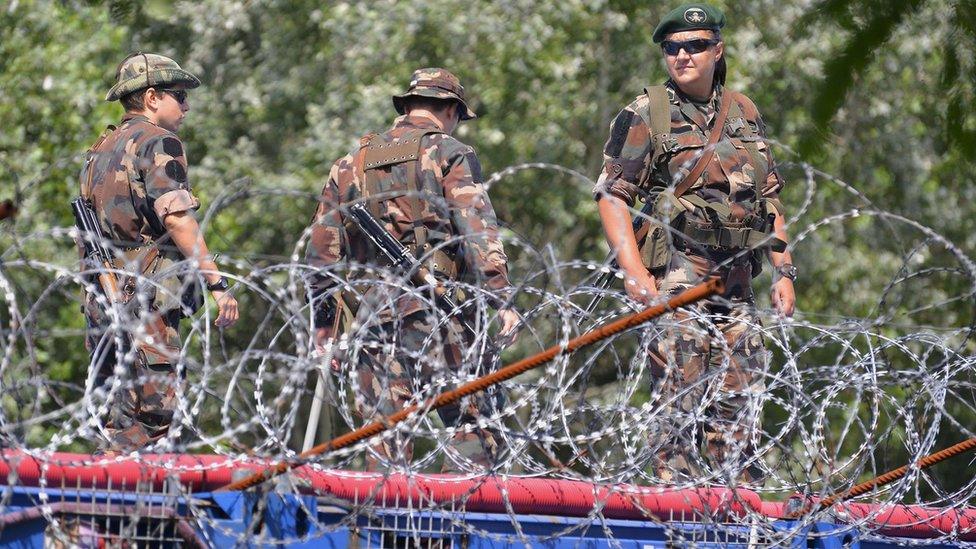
[662,30,724,93]
[147,84,190,132]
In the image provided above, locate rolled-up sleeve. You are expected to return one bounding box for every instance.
[592,102,653,207]
[153,189,200,219]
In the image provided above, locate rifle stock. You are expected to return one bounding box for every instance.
[72,198,122,297]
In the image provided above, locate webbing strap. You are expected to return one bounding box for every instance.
[357,128,444,252]
[80,124,117,201]
[674,88,734,199]
[644,85,671,173]
[725,93,768,205]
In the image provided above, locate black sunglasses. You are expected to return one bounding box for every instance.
[661,38,719,56]
[156,88,188,105]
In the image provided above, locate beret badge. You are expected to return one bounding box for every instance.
[684,7,708,24]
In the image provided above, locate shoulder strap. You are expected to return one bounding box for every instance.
[642,85,672,174]
[673,88,734,198]
[727,91,769,203]
[80,124,117,200]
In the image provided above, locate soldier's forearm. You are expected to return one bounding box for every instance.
[597,196,646,277]
[768,209,793,267]
[163,211,222,285]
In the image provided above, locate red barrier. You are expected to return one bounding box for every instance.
[2,450,973,540]
[761,498,976,541]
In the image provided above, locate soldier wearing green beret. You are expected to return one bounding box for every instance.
[593,4,797,484]
[78,52,239,453]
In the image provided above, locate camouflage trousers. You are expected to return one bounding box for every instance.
[84,293,182,453]
[354,310,501,472]
[647,251,767,485]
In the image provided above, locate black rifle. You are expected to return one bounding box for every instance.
[582,199,656,316]
[347,202,486,345]
[72,197,124,303]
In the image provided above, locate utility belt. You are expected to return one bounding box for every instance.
[639,191,785,278]
[104,243,203,315]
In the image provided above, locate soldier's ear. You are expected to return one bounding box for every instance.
[144,88,161,111]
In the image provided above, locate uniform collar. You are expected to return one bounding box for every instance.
[392,114,446,132]
[666,79,722,106]
[121,113,155,126]
[667,80,722,130]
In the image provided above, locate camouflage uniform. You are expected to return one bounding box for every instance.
[80,53,201,452]
[594,81,784,483]
[305,69,510,471]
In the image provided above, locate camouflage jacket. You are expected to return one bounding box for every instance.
[81,114,200,248]
[306,115,511,325]
[593,81,785,221]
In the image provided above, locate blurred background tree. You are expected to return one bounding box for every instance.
[1,0,972,501]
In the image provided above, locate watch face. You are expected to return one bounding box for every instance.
[208,277,229,291]
[779,265,797,280]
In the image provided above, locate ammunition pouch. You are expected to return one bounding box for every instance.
[638,193,785,279]
[110,245,204,316]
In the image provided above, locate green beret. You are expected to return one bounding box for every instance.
[652,3,726,44]
[105,52,201,102]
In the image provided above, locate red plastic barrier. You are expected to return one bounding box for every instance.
[2,450,973,540]
[842,502,976,541]
[760,497,976,541]
[296,468,761,520]
[0,451,257,492]
[0,451,758,520]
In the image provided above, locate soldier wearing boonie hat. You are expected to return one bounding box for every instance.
[104,52,201,101]
[592,4,797,486]
[78,52,238,453]
[305,67,520,472]
[392,68,478,120]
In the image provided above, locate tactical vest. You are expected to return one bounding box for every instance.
[354,128,463,281]
[636,85,785,277]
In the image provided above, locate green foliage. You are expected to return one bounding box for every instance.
[0,0,972,500]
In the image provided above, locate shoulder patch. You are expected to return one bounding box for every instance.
[605,110,635,158]
[165,159,187,183]
[162,137,184,157]
[464,151,484,183]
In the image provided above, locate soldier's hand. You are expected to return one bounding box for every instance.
[771,277,795,318]
[314,327,341,371]
[497,307,521,347]
[211,290,239,327]
[624,270,659,304]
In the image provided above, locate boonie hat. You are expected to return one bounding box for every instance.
[392,68,477,120]
[106,52,201,101]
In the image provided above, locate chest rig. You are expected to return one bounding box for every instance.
[637,85,785,277]
[354,128,462,280]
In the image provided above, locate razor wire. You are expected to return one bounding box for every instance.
[0,149,974,547]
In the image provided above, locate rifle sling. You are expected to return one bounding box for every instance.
[673,88,735,199]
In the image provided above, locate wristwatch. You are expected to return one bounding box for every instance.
[776,263,798,282]
[206,276,229,292]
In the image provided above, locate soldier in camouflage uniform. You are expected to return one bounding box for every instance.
[593,4,796,484]
[306,68,519,471]
[80,53,239,452]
